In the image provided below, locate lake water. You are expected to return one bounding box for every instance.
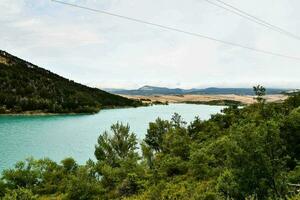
[0,104,224,172]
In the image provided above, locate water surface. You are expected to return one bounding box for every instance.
[0,104,224,172]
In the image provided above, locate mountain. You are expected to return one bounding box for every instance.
[0,50,141,114]
[106,85,185,96]
[106,86,288,96]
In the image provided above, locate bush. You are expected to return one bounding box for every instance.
[2,188,37,200]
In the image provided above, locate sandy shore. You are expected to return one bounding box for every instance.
[121,94,288,105]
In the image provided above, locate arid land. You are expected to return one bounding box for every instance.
[121,94,288,105]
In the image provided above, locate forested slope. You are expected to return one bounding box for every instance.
[1,92,300,199]
[0,50,141,114]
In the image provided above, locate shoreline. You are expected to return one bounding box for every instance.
[0,104,149,116]
[0,112,91,116]
[0,94,287,116]
[0,102,225,116]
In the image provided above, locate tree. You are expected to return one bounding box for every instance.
[144,118,171,152]
[281,107,300,169]
[1,158,39,189]
[94,123,141,198]
[2,188,37,200]
[64,167,103,200]
[2,93,300,199]
[225,121,287,199]
[61,157,78,172]
[95,122,138,167]
[253,85,266,103]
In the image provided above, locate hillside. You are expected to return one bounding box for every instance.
[0,50,141,114]
[106,85,288,96]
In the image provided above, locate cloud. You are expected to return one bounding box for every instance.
[1,0,299,89]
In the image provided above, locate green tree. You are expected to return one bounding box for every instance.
[2,92,300,200]
[61,157,78,172]
[94,123,141,198]
[95,122,138,167]
[64,167,103,200]
[1,158,39,189]
[2,188,37,200]
[253,85,266,103]
[144,118,171,152]
[281,107,300,169]
[225,121,287,199]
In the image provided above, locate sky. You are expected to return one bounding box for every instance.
[1,0,300,89]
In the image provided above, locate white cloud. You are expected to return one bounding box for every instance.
[0,0,299,89]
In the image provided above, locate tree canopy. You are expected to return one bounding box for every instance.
[1,91,300,200]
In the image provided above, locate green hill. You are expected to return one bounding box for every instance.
[0,50,141,114]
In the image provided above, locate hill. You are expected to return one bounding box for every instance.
[0,50,141,114]
[106,85,288,96]
[107,85,185,96]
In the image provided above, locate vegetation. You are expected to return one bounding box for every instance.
[0,50,142,114]
[1,88,300,199]
[183,99,243,106]
[253,85,266,103]
[151,100,168,105]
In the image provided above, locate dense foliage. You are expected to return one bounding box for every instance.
[1,92,300,199]
[0,50,141,114]
[184,99,243,106]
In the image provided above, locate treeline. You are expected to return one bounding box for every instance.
[183,99,243,106]
[0,50,141,114]
[1,92,300,199]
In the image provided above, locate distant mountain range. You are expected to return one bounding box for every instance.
[0,50,141,114]
[104,85,289,96]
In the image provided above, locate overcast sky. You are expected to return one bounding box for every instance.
[1,0,300,89]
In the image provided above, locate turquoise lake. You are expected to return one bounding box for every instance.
[0,104,224,172]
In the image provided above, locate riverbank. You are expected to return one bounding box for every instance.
[0,112,88,116]
[122,94,287,105]
[0,104,147,116]
[0,94,286,115]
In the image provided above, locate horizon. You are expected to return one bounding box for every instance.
[1,0,300,89]
[2,49,297,91]
[99,84,295,90]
